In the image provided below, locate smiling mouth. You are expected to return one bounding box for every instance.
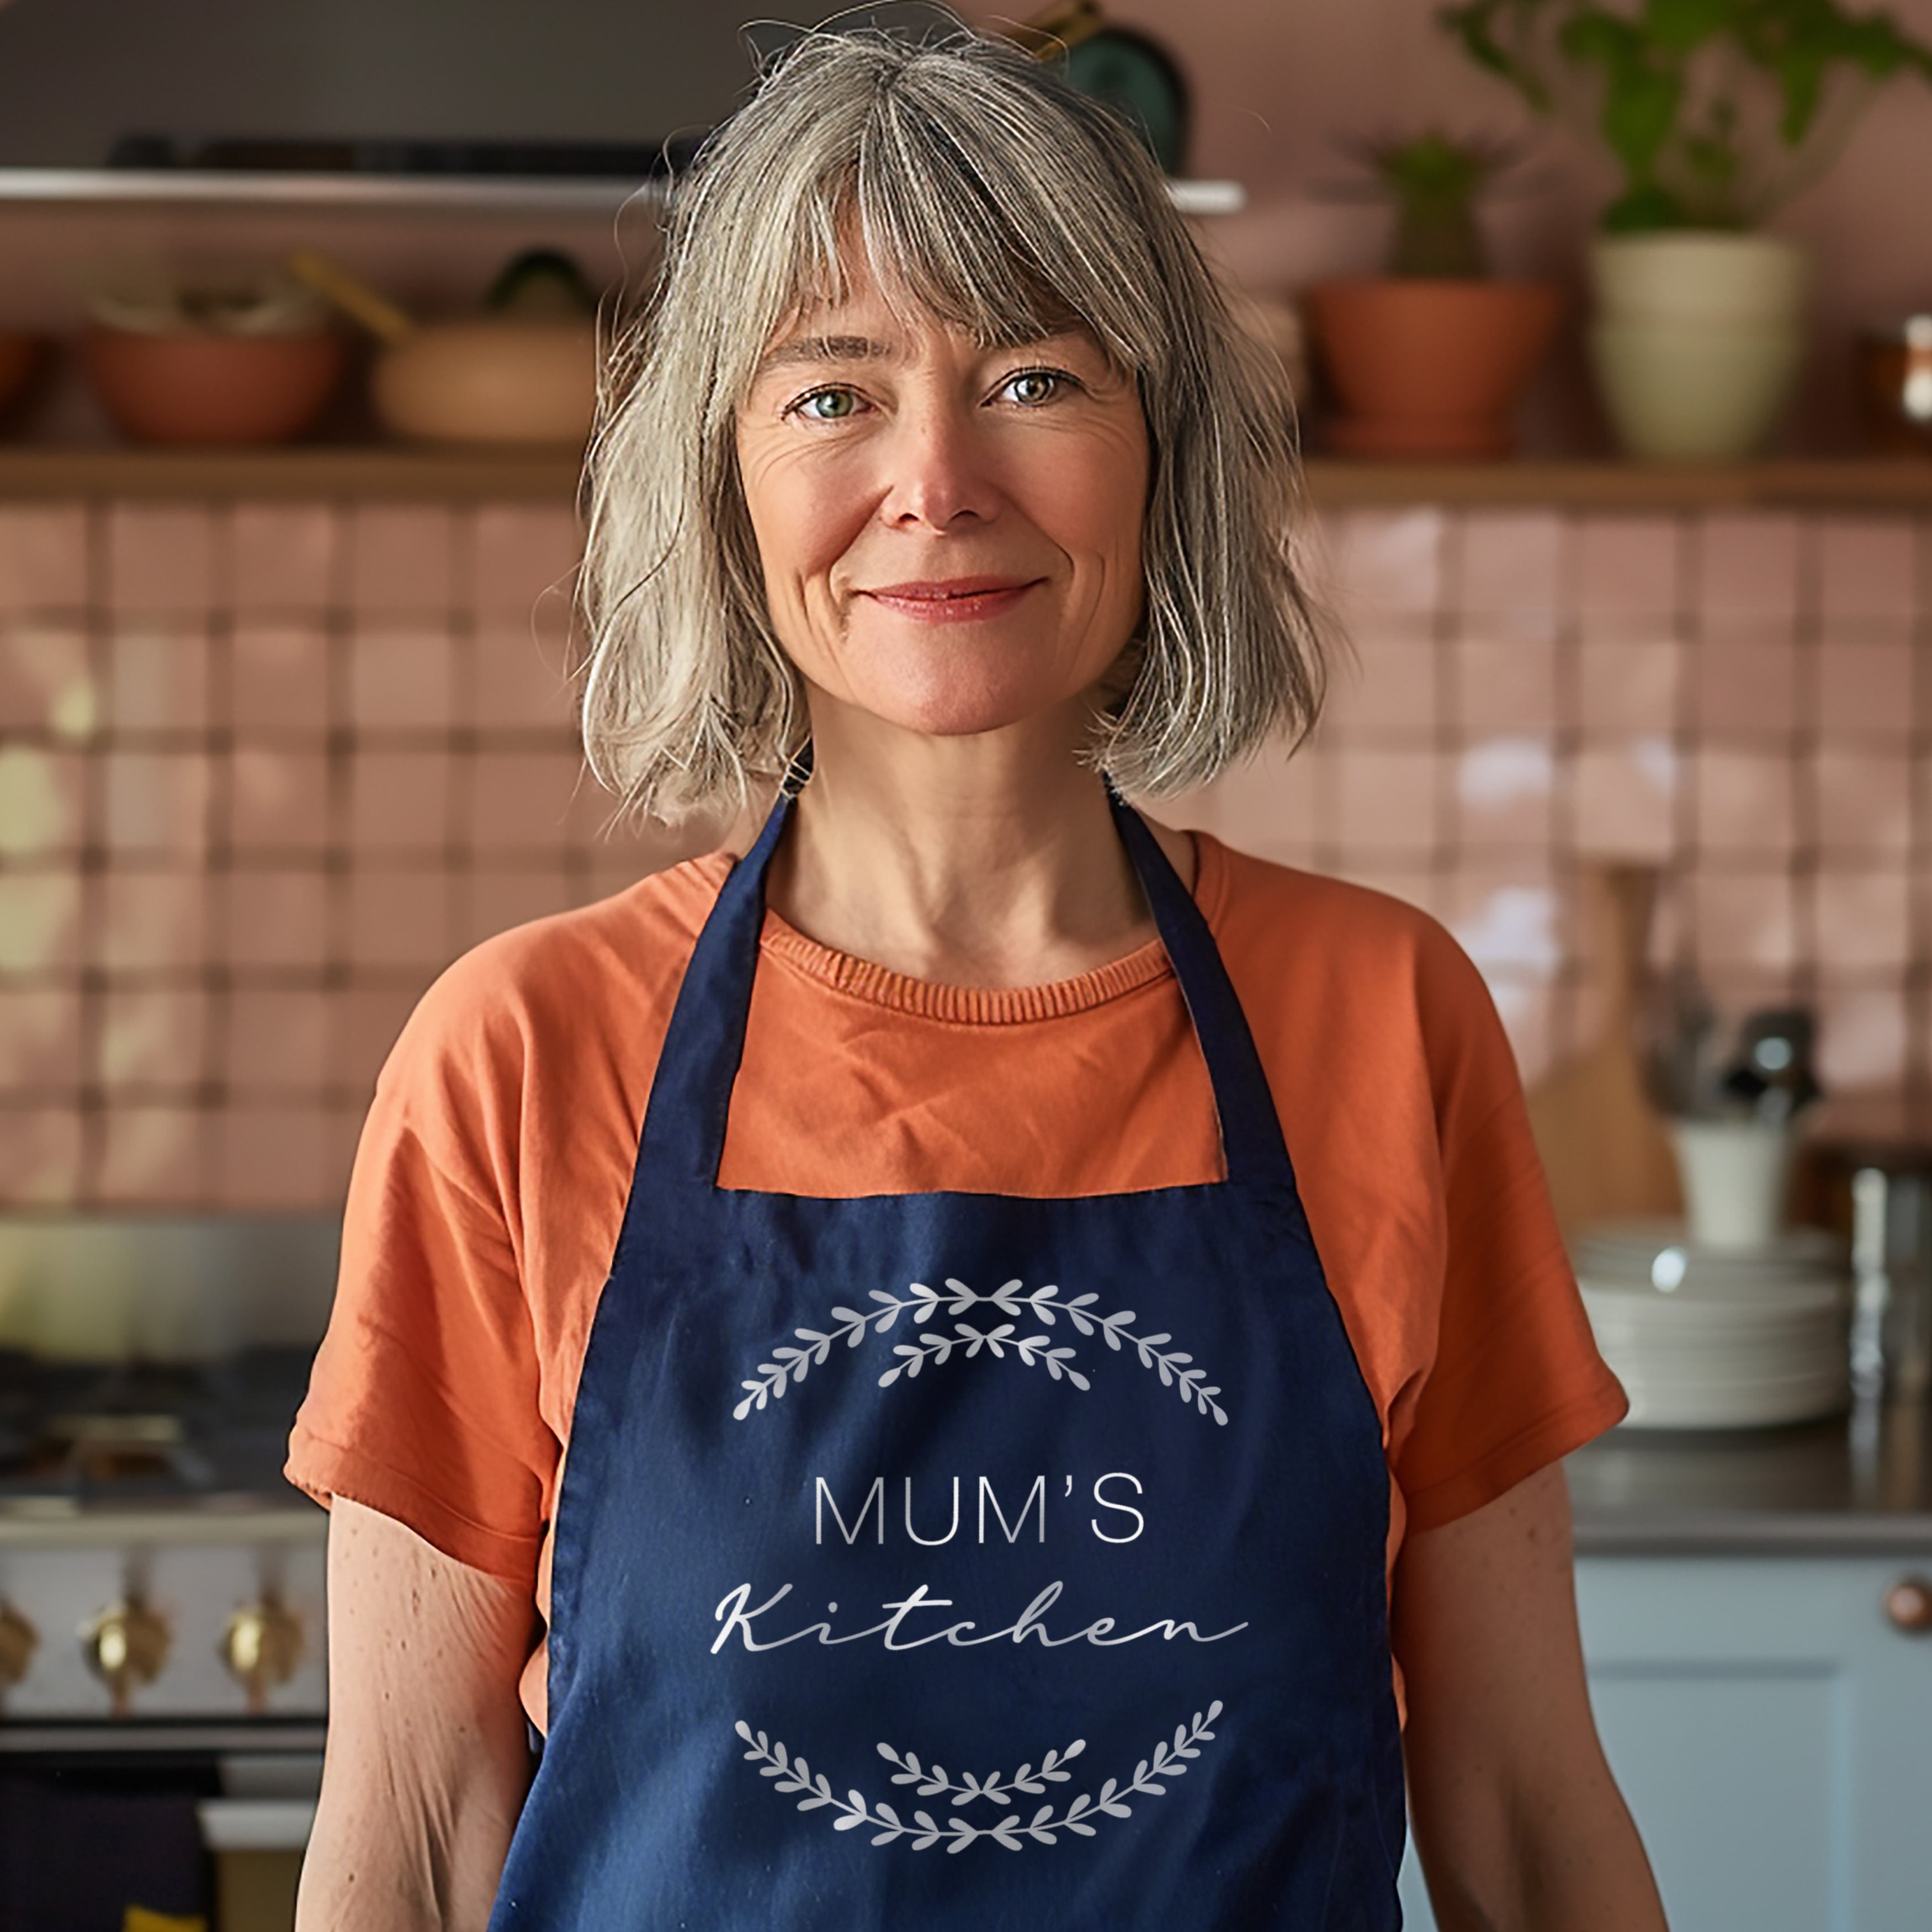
[858,578,1043,622]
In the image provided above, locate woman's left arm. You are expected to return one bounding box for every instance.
[1393,1462,1669,1932]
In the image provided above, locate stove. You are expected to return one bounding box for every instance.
[0,1347,325,1749]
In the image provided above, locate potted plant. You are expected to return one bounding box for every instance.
[1442,0,1932,460]
[1307,132,1563,459]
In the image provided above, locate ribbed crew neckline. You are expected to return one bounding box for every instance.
[752,832,1226,1025]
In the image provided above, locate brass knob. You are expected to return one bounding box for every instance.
[0,1602,36,1694]
[221,1599,304,1712]
[82,1600,169,1715]
[1885,1576,1932,1635]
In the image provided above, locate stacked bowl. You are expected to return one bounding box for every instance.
[1574,1220,1849,1430]
[1588,233,1809,461]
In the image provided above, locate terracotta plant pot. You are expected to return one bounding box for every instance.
[1307,280,1563,459]
[82,327,346,446]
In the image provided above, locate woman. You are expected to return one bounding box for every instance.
[291,24,1666,1931]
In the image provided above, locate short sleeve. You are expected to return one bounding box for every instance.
[1390,932,1628,1533]
[285,952,556,1586]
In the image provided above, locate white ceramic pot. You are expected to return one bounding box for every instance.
[1592,232,1810,326]
[1588,233,1810,461]
[1591,320,1804,462]
[1669,1118,1796,1251]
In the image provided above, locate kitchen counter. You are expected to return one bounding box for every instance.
[1568,1399,1932,1554]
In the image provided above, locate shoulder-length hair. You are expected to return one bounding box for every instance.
[578,22,1326,819]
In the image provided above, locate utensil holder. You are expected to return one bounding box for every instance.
[1670,1118,1795,1250]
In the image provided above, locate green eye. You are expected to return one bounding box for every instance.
[1004,370,1063,406]
[798,388,857,420]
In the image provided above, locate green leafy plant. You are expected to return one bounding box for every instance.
[1441,0,1932,230]
[1345,132,1519,275]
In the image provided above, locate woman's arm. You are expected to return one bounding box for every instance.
[1394,1463,1669,1932]
[296,1497,537,1932]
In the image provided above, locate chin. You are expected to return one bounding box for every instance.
[826,632,1100,739]
[855,675,1077,742]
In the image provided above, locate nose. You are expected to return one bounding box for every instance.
[877,392,1000,532]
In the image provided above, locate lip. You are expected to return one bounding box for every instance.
[858,576,1043,622]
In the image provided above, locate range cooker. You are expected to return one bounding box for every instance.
[0,1347,325,1931]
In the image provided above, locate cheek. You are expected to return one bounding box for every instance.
[1028,434,1147,580]
[738,433,846,564]
[740,452,867,612]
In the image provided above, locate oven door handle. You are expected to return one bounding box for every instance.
[197,1796,316,1851]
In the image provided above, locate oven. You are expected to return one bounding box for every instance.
[0,1348,327,1932]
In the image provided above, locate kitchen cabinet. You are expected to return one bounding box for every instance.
[1397,1553,1932,1931]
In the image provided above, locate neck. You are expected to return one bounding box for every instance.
[761,695,1195,989]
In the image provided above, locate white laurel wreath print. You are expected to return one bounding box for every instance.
[731,1277,1228,1426]
[734,1701,1223,1851]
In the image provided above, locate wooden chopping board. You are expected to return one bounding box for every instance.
[1527,863,1682,1234]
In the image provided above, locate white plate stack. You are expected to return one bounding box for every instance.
[1573,1221,1850,1430]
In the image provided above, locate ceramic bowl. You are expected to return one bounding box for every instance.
[1589,319,1802,462]
[1590,234,1811,328]
[82,327,346,445]
[371,319,596,446]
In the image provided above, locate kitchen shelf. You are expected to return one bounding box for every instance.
[0,445,585,501]
[1302,458,1932,510]
[0,168,1244,219]
[0,167,667,218]
[4,448,1932,506]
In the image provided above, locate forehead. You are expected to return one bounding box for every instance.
[753,312,1098,376]
[750,227,1099,368]
[753,279,1103,383]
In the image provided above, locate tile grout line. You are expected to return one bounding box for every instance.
[1790,518,1823,1016]
[73,499,112,1206]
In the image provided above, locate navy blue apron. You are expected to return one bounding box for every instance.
[489,791,1404,1929]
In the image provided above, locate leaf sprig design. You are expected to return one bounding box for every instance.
[874,1735,1086,1806]
[878,1321,1087,1390]
[734,1702,1223,1852]
[733,1277,1226,1424]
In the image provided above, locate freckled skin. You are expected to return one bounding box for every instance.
[726,260,1186,991]
[733,268,1151,746]
[298,1499,533,1931]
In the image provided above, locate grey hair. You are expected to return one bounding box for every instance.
[578,20,1326,818]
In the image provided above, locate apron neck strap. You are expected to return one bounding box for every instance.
[1104,789,1294,1190]
[640,787,1296,1192]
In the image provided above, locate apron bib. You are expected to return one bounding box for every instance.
[489,794,1405,1929]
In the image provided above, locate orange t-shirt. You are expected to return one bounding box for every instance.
[287,831,1625,1728]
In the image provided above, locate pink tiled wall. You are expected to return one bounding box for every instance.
[0,500,691,1208]
[1186,507,1932,1101]
[1,497,1927,1209]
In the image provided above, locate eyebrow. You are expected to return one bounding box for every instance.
[754,334,902,379]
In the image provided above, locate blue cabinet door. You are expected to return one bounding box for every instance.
[1396,1555,1932,1932]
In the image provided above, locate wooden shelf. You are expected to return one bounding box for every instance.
[0,167,662,219]
[1301,458,1932,510]
[0,445,585,501]
[3,447,1932,508]
[0,168,1242,219]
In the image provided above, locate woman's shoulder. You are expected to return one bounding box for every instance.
[1198,833,1477,991]
[1195,832,1514,1113]
[381,849,733,1095]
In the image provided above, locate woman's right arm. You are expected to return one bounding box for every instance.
[296,1496,537,1932]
